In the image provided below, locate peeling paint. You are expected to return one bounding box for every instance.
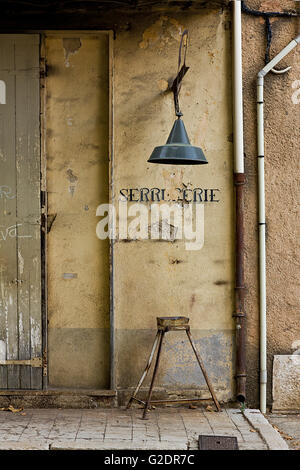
[30,317,41,354]
[148,219,178,241]
[18,311,25,351]
[169,257,183,264]
[157,79,169,92]
[0,340,6,360]
[139,16,184,50]
[190,294,196,310]
[66,168,78,197]
[63,38,81,68]
[18,250,24,275]
[66,168,78,183]
[161,169,185,202]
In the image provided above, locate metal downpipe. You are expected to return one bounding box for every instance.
[257,34,300,413]
[232,0,246,404]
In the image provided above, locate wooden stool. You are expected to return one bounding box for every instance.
[127,316,221,419]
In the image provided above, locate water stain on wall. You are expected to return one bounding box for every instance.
[66,168,78,197]
[139,16,184,51]
[63,38,82,67]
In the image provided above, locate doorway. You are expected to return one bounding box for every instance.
[0,32,111,390]
[44,32,111,389]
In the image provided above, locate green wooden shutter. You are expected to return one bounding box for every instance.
[0,34,42,389]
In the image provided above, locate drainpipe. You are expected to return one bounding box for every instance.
[232,0,246,403]
[257,35,300,414]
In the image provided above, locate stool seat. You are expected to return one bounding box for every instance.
[157,316,189,328]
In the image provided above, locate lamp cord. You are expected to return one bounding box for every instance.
[171,29,190,117]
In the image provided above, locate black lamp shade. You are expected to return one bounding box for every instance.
[148,118,208,165]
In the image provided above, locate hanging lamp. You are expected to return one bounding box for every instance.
[148,30,208,165]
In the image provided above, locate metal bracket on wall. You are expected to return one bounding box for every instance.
[39,57,48,79]
[0,357,42,367]
[42,350,47,377]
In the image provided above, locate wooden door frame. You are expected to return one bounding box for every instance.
[40,30,115,390]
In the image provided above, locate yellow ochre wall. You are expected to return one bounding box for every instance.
[45,34,110,389]
[43,7,234,398]
[112,9,235,401]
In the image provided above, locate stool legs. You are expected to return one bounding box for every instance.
[186,328,221,412]
[126,330,161,410]
[127,324,221,417]
[142,330,165,419]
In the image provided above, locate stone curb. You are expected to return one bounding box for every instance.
[243,409,289,450]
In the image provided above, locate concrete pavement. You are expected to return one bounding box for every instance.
[0,407,289,450]
[267,413,300,450]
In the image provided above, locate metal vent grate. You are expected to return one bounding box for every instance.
[198,435,239,450]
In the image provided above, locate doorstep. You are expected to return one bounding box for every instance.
[0,389,117,408]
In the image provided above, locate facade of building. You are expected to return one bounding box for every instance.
[0,0,298,409]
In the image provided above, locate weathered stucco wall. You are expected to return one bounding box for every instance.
[45,34,110,389]
[0,1,297,407]
[112,9,235,402]
[241,0,299,407]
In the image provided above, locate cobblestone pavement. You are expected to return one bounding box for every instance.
[0,407,286,450]
[267,413,300,450]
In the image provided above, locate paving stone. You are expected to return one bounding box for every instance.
[78,427,105,433]
[48,432,78,439]
[104,429,133,440]
[133,431,159,438]
[208,429,243,439]
[0,434,20,441]
[0,408,288,450]
[80,418,106,424]
[22,433,50,440]
[50,439,188,450]
[159,430,186,436]
[160,435,188,444]
[79,421,106,427]
[267,414,300,445]
[0,441,50,450]
[0,426,26,433]
[238,442,268,450]
[77,432,104,439]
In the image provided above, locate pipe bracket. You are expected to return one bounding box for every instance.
[233,312,246,318]
[271,65,292,75]
[234,173,246,186]
[260,370,267,384]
